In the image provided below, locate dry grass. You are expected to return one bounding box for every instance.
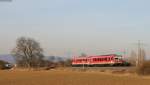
[0,70,150,85]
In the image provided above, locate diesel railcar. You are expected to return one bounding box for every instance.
[72,54,130,67]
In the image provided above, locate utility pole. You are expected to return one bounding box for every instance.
[83,61,85,70]
[136,40,141,67]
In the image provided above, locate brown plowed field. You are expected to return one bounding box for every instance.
[0,70,150,85]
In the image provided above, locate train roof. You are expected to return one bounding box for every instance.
[73,54,121,59]
[89,54,120,57]
[97,54,117,56]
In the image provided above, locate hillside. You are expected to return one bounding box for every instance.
[0,55,15,64]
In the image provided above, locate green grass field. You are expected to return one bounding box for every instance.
[0,70,150,85]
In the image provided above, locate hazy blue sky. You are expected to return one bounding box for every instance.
[0,0,150,57]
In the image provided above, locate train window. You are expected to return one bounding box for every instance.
[115,58,118,60]
[99,58,101,61]
[95,58,99,61]
[105,58,107,61]
[109,58,111,61]
[83,59,86,62]
[85,59,87,62]
[101,58,104,61]
[103,58,105,61]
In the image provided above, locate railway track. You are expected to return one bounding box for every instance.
[71,66,135,71]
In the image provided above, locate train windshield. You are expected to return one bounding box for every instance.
[115,58,121,60]
[115,55,123,61]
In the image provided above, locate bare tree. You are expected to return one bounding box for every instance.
[79,53,87,57]
[12,37,45,69]
[129,50,137,66]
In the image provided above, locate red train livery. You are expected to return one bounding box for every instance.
[72,54,130,66]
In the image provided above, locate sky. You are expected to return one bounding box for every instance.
[0,0,150,57]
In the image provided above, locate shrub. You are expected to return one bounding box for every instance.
[0,60,7,69]
[136,61,150,75]
[0,60,13,70]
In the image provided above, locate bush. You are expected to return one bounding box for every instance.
[136,61,150,75]
[0,60,13,70]
[0,60,7,69]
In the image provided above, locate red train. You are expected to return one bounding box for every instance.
[72,54,130,67]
